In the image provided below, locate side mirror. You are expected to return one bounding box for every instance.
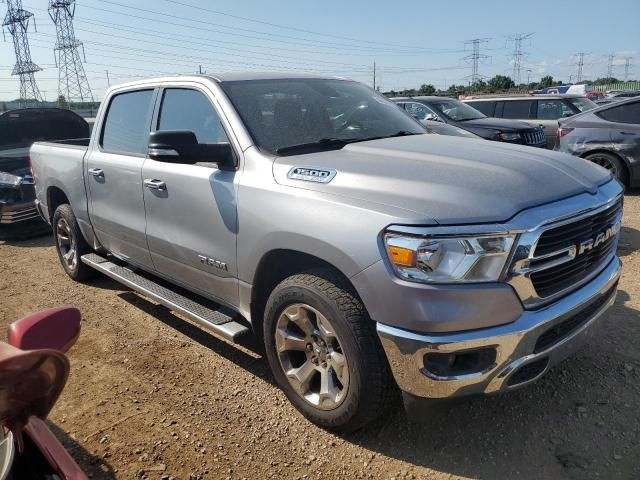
[425,113,441,122]
[8,306,81,353]
[148,130,236,169]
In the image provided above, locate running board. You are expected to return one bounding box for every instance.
[81,253,249,342]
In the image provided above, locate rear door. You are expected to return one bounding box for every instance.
[85,88,156,269]
[141,86,240,306]
[534,99,576,148]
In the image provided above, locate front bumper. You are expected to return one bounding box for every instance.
[0,202,41,224]
[377,256,621,399]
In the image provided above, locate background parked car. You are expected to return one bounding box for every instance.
[0,108,89,239]
[392,96,546,147]
[556,97,640,187]
[463,94,596,148]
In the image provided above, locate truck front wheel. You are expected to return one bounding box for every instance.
[53,204,95,282]
[263,269,395,432]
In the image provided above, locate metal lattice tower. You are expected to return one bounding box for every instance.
[49,0,93,103]
[508,33,533,85]
[623,57,633,81]
[606,54,616,79]
[573,52,586,83]
[463,38,490,85]
[2,0,42,106]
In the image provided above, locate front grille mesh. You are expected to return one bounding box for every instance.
[530,199,622,298]
[524,129,545,145]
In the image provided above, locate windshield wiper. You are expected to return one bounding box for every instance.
[276,138,350,156]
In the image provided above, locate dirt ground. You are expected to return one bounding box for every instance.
[1,193,639,480]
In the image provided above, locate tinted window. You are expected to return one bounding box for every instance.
[428,99,485,121]
[402,102,437,121]
[536,100,574,120]
[597,101,640,124]
[221,79,424,154]
[501,101,532,119]
[101,89,154,155]
[568,97,596,112]
[466,101,494,116]
[157,89,229,144]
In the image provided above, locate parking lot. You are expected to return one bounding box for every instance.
[0,191,638,480]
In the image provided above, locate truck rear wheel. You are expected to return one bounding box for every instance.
[53,204,95,282]
[263,268,395,432]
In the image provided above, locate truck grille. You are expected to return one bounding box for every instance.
[524,129,545,146]
[530,199,622,298]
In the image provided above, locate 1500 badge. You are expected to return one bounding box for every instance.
[287,166,337,183]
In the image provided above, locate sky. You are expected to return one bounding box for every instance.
[0,0,638,101]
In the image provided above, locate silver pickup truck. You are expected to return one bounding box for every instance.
[30,73,623,431]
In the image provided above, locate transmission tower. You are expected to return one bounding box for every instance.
[573,52,587,83]
[463,38,490,85]
[49,0,93,103]
[606,54,616,79]
[2,0,42,107]
[508,33,533,84]
[623,57,633,81]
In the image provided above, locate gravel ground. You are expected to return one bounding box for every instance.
[0,192,639,480]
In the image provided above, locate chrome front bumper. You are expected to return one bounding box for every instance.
[377,256,621,399]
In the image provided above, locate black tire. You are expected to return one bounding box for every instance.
[263,268,396,432]
[52,204,95,281]
[585,152,629,186]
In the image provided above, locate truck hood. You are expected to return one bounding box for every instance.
[272,134,611,225]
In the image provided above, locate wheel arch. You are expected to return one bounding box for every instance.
[46,186,70,224]
[581,148,631,185]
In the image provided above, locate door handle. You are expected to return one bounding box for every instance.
[143,179,167,191]
[87,168,104,178]
[620,131,636,135]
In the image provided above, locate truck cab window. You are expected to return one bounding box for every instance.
[101,89,154,155]
[157,89,229,144]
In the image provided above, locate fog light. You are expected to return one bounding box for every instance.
[423,348,496,378]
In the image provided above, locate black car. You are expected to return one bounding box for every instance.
[556,97,640,187]
[391,96,546,148]
[0,108,89,239]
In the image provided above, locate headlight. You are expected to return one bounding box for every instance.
[0,172,22,188]
[383,232,515,283]
[498,132,521,141]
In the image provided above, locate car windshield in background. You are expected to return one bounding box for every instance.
[220,78,425,155]
[568,97,597,112]
[429,99,486,122]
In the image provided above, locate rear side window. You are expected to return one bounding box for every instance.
[466,101,494,116]
[597,101,640,124]
[101,89,154,155]
[536,100,574,120]
[157,88,229,144]
[501,101,533,119]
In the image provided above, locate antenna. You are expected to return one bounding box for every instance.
[2,0,42,107]
[49,0,93,103]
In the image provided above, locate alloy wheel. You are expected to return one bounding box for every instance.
[275,303,349,410]
[56,217,77,271]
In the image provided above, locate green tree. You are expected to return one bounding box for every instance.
[57,95,68,108]
[594,77,619,85]
[487,75,515,91]
[537,75,555,89]
[418,83,436,95]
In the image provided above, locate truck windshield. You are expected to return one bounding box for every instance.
[427,99,486,122]
[220,78,425,155]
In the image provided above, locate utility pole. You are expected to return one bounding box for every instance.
[526,69,532,85]
[49,0,93,103]
[606,53,616,79]
[3,0,42,107]
[507,33,533,84]
[573,52,587,83]
[105,69,110,87]
[463,38,490,85]
[623,57,633,82]
[372,61,376,90]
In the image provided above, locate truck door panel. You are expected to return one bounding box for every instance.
[86,88,156,269]
[142,87,239,306]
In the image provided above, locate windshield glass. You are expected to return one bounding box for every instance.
[220,78,425,154]
[427,99,486,121]
[568,97,597,112]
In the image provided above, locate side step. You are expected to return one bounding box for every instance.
[81,253,249,342]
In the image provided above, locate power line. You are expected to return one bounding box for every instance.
[507,32,533,84]
[463,38,490,84]
[49,0,93,102]
[3,0,42,106]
